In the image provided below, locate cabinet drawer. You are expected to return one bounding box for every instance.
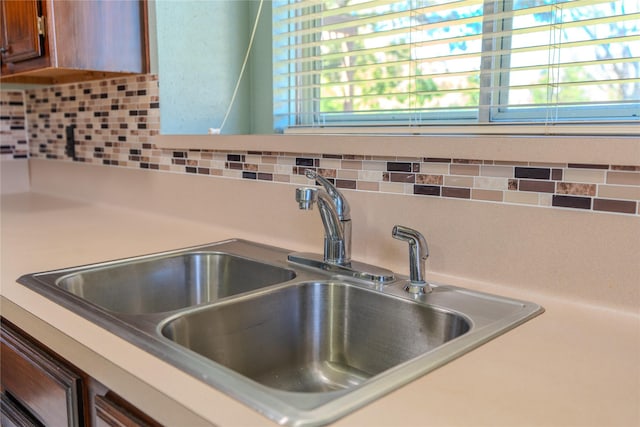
[0,320,84,427]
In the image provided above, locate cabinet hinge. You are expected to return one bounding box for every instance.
[37,16,45,37]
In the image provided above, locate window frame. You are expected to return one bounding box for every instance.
[272,0,640,135]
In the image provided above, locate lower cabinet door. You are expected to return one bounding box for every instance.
[94,393,162,427]
[0,319,86,427]
[1,318,162,427]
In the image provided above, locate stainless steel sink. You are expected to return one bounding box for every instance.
[17,239,543,426]
[56,252,296,314]
[161,281,470,392]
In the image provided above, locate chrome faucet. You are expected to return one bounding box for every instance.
[295,169,351,265]
[392,225,432,294]
[290,169,394,283]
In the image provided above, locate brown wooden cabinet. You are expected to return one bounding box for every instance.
[1,318,86,426]
[0,0,43,65]
[0,318,161,427]
[0,0,149,84]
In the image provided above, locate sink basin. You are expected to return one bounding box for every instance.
[56,251,296,314]
[18,239,543,426]
[161,281,470,392]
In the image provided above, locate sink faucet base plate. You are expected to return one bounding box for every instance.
[288,252,395,283]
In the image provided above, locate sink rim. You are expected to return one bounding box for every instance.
[53,249,297,285]
[16,238,544,427]
[158,279,475,330]
[53,249,298,315]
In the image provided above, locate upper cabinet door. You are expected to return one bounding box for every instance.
[0,0,43,64]
[1,0,148,84]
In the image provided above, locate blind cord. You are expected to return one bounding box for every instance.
[210,0,264,135]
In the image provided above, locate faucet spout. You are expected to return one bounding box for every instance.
[304,169,350,221]
[295,187,317,210]
[297,187,344,241]
[295,170,352,265]
[289,171,395,283]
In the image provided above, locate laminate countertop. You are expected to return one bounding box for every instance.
[1,192,638,426]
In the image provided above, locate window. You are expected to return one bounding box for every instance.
[272,0,640,133]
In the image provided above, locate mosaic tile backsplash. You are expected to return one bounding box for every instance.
[0,91,28,160]
[1,74,638,215]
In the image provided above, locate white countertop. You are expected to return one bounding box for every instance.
[2,192,639,426]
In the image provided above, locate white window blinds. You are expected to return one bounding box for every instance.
[272,0,640,133]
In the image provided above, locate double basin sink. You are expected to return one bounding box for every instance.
[18,239,543,426]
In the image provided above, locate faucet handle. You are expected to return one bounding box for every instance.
[392,225,432,294]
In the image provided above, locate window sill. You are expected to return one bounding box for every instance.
[152,133,640,166]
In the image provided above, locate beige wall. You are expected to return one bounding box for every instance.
[29,159,640,313]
